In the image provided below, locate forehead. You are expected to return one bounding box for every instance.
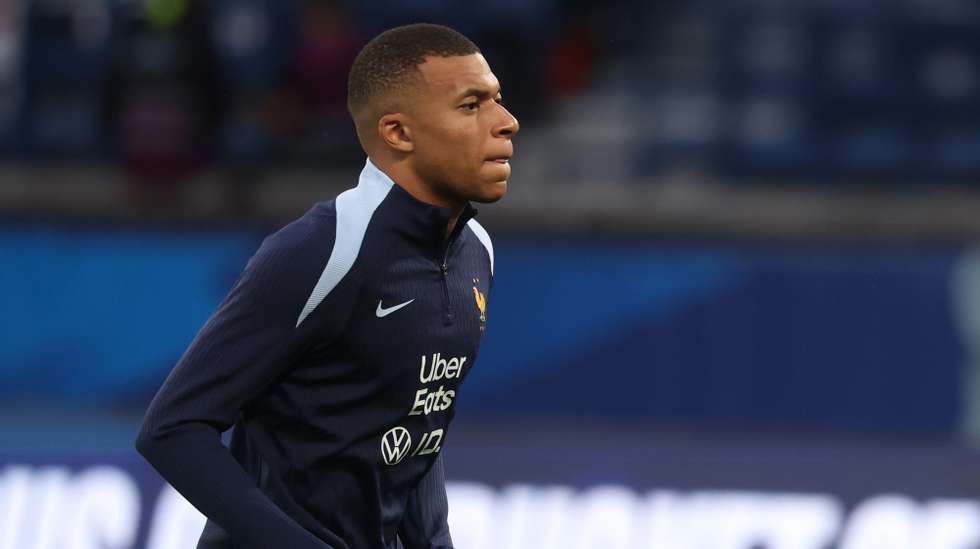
[417,53,500,98]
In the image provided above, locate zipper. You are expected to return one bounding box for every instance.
[439,252,453,325]
[437,211,473,326]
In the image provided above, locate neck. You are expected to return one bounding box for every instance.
[444,214,461,240]
[370,155,465,239]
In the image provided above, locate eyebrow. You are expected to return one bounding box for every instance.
[456,86,502,101]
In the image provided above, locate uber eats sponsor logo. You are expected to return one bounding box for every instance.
[381,352,467,466]
[409,352,466,417]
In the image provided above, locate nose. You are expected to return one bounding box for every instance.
[493,104,520,138]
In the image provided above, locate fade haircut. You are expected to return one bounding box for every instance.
[347,23,480,144]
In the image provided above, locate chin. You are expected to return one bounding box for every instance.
[472,179,507,203]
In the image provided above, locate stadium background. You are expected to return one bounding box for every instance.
[5,0,980,547]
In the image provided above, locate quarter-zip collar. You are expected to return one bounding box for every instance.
[360,159,478,256]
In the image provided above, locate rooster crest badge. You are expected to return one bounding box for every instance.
[472,278,487,328]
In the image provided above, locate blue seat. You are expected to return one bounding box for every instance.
[823,123,912,179]
[924,126,980,179]
[718,93,821,178]
[23,4,114,156]
[209,0,299,90]
[28,88,105,156]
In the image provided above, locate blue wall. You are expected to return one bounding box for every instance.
[0,224,261,403]
[465,240,963,434]
[1,223,966,433]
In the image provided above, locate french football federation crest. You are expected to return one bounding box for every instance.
[472,278,486,327]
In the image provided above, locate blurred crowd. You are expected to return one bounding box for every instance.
[0,0,618,184]
[630,0,980,182]
[1,0,980,191]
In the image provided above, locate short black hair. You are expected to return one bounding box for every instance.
[347,23,480,119]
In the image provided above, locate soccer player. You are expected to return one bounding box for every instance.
[135,23,519,549]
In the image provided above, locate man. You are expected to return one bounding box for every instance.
[135,23,519,549]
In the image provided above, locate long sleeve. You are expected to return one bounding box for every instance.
[397,455,454,549]
[135,216,339,549]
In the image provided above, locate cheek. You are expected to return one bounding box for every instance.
[435,128,481,171]
[417,122,454,154]
[414,118,485,181]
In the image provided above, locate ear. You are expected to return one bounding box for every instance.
[378,113,414,153]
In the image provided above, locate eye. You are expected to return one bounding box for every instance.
[494,96,505,106]
[461,101,479,111]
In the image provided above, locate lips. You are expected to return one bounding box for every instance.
[485,155,511,163]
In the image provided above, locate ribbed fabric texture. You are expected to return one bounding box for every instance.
[297,161,393,327]
[135,162,492,549]
[137,205,342,549]
[398,456,454,549]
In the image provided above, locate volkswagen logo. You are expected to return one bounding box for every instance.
[381,426,412,465]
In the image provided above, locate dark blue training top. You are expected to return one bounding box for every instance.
[135,159,494,549]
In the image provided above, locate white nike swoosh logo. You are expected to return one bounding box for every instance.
[376,299,414,318]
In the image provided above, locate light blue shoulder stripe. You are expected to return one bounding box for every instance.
[296,159,394,327]
[466,219,494,276]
